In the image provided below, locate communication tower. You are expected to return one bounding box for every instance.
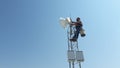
[67,24,84,68]
[59,17,85,68]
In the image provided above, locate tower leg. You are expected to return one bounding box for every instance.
[72,61,74,68]
[69,62,71,68]
[79,62,81,68]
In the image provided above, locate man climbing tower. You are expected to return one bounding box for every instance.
[70,17,85,41]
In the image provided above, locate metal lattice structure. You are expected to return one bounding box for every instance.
[67,25,84,68]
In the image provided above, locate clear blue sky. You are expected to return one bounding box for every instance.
[0,0,120,68]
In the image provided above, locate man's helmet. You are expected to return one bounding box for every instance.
[76,17,80,21]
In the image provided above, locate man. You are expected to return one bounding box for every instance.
[70,17,85,41]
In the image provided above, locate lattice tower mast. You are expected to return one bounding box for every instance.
[67,24,84,68]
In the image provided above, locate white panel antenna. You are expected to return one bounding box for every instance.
[68,50,75,61]
[76,51,84,62]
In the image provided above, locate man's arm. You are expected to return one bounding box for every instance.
[70,21,77,25]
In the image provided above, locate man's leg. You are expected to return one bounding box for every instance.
[73,30,79,39]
